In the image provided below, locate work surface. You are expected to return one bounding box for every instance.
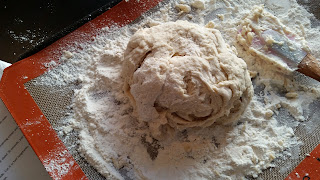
[0,0,319,64]
[1,1,320,180]
[0,0,121,63]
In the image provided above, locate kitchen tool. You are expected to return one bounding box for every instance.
[255,29,320,81]
[1,1,320,179]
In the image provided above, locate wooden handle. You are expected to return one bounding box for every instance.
[297,54,320,82]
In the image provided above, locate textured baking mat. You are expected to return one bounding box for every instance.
[1,0,320,179]
[23,70,320,180]
[24,80,106,179]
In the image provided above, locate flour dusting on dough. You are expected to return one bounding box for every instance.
[123,21,253,137]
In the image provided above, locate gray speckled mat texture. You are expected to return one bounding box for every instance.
[23,1,320,179]
[24,65,320,180]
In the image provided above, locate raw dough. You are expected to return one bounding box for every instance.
[123,21,253,134]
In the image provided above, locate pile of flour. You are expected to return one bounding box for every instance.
[35,0,320,179]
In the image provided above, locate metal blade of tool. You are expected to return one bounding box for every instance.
[261,29,307,70]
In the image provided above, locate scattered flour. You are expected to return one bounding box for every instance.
[35,0,320,179]
[42,149,75,180]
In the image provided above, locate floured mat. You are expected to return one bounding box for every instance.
[1,0,320,179]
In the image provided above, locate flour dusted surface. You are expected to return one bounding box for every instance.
[35,0,320,179]
[72,18,293,180]
[74,63,293,179]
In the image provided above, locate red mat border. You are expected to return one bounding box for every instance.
[286,144,320,179]
[0,0,162,179]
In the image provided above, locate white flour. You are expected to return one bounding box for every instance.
[35,0,320,179]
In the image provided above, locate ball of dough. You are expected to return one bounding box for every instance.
[122,21,253,131]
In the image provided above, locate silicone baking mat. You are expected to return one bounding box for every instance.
[0,0,320,179]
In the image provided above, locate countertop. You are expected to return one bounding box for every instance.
[0,0,319,64]
[0,0,121,64]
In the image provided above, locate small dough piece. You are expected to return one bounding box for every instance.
[205,21,215,28]
[285,92,298,99]
[191,0,205,10]
[176,4,191,13]
[123,21,253,133]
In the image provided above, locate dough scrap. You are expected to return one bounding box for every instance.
[123,21,253,134]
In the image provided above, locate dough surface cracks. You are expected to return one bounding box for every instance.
[123,21,253,133]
